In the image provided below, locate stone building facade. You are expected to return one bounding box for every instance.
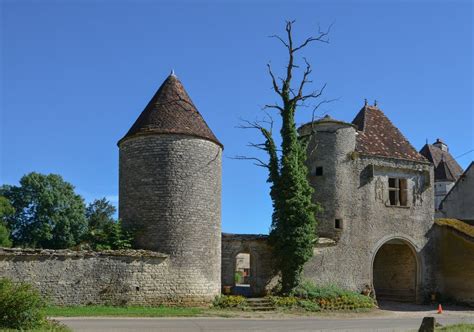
[1,75,472,306]
[438,162,474,223]
[298,105,435,302]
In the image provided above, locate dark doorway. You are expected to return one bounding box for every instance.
[373,239,417,302]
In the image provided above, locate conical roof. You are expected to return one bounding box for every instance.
[118,74,222,147]
[351,105,426,162]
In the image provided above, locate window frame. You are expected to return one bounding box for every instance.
[387,177,409,207]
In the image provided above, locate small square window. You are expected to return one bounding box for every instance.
[315,167,323,176]
[335,219,342,229]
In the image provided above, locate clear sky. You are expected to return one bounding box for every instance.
[1,0,473,234]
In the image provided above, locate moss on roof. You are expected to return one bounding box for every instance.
[435,218,474,238]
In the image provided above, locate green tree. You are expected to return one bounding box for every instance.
[240,21,330,293]
[84,198,132,250]
[0,172,87,249]
[0,196,14,247]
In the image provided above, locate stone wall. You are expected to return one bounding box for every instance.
[434,225,474,306]
[0,247,222,306]
[0,248,196,306]
[119,134,222,303]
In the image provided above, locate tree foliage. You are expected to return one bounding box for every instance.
[241,21,330,293]
[0,172,87,249]
[0,196,14,247]
[84,198,132,250]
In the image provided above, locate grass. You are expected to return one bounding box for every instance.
[0,320,71,332]
[437,324,474,331]
[45,305,206,317]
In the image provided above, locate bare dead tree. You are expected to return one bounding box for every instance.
[235,20,335,293]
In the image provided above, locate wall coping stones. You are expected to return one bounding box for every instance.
[222,233,268,241]
[0,247,168,258]
[435,218,474,239]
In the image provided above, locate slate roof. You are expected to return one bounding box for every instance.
[419,142,463,181]
[118,74,222,147]
[351,105,426,162]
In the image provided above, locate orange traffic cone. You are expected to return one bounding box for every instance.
[437,304,443,314]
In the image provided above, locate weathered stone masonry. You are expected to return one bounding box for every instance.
[119,135,222,303]
[0,248,175,306]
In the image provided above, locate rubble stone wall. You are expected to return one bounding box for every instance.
[0,248,213,306]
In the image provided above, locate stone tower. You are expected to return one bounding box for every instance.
[299,115,357,239]
[118,73,223,303]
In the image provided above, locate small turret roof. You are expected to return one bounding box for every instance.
[118,74,222,147]
[419,142,463,182]
[351,105,426,162]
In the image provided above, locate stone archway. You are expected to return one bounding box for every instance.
[372,238,418,302]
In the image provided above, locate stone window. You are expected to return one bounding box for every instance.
[335,219,342,229]
[388,178,408,206]
[315,167,323,176]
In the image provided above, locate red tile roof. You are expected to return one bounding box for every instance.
[118,74,222,148]
[352,106,426,162]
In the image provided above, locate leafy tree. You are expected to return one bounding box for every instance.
[0,172,87,249]
[0,196,14,247]
[84,198,132,250]
[239,21,330,293]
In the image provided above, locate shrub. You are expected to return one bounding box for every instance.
[298,299,321,312]
[272,280,375,311]
[212,295,248,309]
[268,295,299,308]
[0,278,47,329]
[234,272,243,284]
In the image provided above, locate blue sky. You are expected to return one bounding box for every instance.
[1,0,473,234]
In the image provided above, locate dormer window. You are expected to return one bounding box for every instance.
[388,178,408,206]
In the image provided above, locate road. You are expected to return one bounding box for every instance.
[58,316,474,332]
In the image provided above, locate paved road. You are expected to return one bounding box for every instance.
[58,316,474,332]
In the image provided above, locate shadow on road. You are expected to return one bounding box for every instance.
[378,300,473,313]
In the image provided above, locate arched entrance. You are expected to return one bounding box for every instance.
[373,238,417,302]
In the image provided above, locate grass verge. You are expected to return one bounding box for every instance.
[0,319,71,332]
[437,324,474,331]
[46,305,206,317]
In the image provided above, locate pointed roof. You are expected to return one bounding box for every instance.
[118,74,222,148]
[351,105,426,162]
[419,142,463,181]
[434,159,457,182]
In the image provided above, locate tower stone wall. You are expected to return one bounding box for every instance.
[299,118,357,239]
[119,135,222,301]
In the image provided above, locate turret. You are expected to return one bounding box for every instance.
[299,115,357,239]
[118,73,222,303]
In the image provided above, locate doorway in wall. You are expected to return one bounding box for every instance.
[373,239,417,303]
[233,253,252,297]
